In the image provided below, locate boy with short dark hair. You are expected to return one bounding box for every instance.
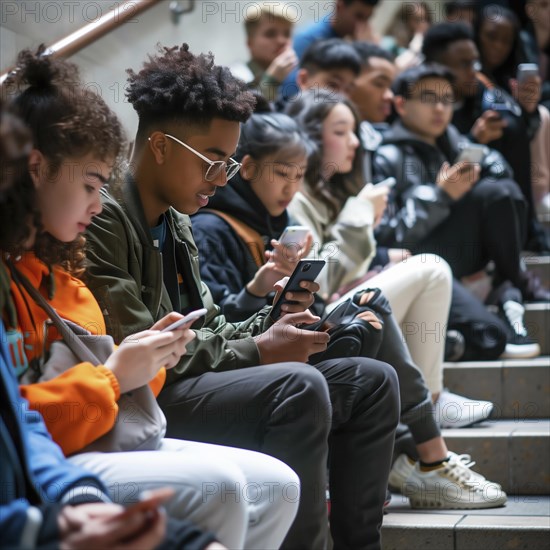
[351,42,515,364]
[373,63,541,359]
[84,43,400,550]
[295,37,362,97]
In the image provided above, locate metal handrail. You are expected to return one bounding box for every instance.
[1,0,162,84]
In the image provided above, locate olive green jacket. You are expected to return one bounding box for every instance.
[85,177,272,382]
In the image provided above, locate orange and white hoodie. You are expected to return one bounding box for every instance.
[3,252,165,456]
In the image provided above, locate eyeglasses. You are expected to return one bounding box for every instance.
[409,92,455,106]
[163,133,241,182]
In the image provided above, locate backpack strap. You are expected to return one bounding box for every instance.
[202,210,266,268]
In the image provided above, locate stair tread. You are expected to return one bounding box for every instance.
[385,494,550,520]
[443,356,550,369]
[523,254,550,265]
[525,302,550,310]
[441,418,550,436]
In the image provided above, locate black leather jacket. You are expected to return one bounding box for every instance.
[372,121,513,249]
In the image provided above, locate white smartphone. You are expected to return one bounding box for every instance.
[517,63,539,82]
[375,177,397,189]
[161,308,208,332]
[279,225,310,248]
[456,144,487,163]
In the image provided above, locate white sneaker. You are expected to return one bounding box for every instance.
[389,452,501,494]
[388,454,416,493]
[403,453,507,509]
[435,390,494,428]
[499,300,540,359]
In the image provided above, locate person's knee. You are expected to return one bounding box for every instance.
[474,177,524,203]
[426,254,452,286]
[359,358,401,426]
[408,253,453,291]
[286,363,330,399]
[200,466,249,548]
[350,358,400,407]
[256,457,301,515]
[277,363,332,431]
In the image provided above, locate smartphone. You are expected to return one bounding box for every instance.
[481,89,522,117]
[270,259,326,320]
[456,144,487,163]
[113,487,175,520]
[161,308,208,332]
[375,177,397,189]
[517,63,539,82]
[279,226,310,248]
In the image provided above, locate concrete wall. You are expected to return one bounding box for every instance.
[0,1,427,135]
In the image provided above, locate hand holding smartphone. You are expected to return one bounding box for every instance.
[270,259,325,319]
[161,308,208,332]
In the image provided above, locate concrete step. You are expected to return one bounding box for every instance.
[525,302,550,355]
[523,253,550,288]
[441,419,550,495]
[443,357,550,420]
[383,495,550,550]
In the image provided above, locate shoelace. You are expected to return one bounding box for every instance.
[452,453,476,470]
[503,300,528,336]
[445,454,501,491]
[442,460,480,489]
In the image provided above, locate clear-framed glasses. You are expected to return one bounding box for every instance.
[164,133,241,182]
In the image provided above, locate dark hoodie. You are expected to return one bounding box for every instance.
[191,173,289,322]
[373,120,513,249]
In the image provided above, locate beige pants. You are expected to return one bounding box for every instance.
[327,254,452,393]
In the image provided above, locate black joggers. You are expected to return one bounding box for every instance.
[158,359,399,550]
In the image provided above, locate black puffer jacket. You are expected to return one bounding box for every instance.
[373,121,513,249]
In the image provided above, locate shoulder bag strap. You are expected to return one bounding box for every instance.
[6,259,100,365]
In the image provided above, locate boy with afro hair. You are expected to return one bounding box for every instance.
[84,43,400,550]
[83,44,399,549]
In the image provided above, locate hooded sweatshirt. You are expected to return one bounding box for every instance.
[2,252,165,456]
[191,173,289,322]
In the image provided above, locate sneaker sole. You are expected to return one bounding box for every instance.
[440,404,494,429]
[409,495,507,509]
[388,480,404,494]
[500,342,541,359]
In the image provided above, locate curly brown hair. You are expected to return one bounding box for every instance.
[126,43,256,143]
[1,46,124,276]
